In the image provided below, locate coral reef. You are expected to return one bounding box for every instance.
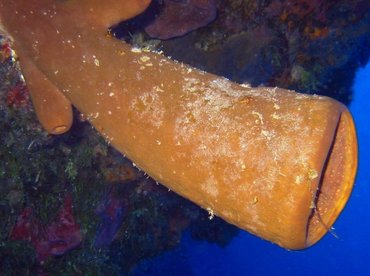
[10,194,82,262]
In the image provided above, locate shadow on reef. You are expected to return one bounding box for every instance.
[1,0,370,274]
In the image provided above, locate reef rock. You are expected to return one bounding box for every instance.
[145,0,217,39]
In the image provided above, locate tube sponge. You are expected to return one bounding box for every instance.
[0,0,357,249]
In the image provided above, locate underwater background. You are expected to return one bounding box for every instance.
[0,0,369,275]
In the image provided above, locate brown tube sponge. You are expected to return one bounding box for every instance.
[0,0,357,249]
[20,57,73,134]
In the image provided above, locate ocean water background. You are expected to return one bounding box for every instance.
[134,61,370,275]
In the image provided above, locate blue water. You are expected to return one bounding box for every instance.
[134,61,370,276]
